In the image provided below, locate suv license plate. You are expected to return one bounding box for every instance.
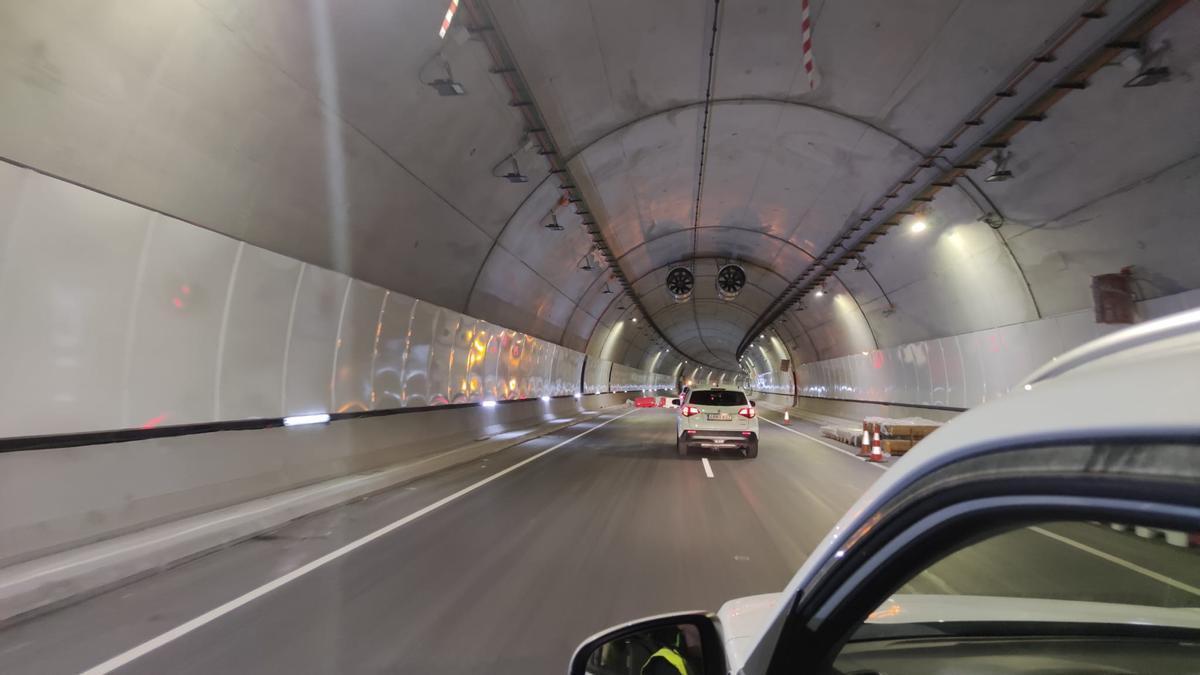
[707,413,732,421]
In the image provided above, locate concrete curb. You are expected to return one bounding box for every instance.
[0,407,614,625]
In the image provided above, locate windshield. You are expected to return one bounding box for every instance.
[687,390,748,407]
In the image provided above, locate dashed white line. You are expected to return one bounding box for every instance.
[80,409,636,675]
[701,457,714,478]
[762,417,886,471]
[1030,526,1200,598]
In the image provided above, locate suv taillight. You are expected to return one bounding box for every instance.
[681,405,700,417]
[738,406,756,419]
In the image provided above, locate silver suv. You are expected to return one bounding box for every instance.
[673,388,759,458]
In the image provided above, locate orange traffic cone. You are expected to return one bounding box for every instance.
[783,410,792,426]
[867,431,885,463]
[860,429,871,457]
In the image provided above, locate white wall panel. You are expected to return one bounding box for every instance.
[284,265,348,416]
[448,317,476,403]
[126,214,239,427]
[332,281,386,414]
[0,165,707,439]
[758,288,1200,410]
[372,292,417,411]
[402,301,437,407]
[218,244,300,420]
[0,171,150,436]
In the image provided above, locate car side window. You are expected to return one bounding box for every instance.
[834,518,1200,674]
[766,441,1200,674]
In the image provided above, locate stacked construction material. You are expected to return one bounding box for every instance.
[820,425,865,447]
[862,416,943,456]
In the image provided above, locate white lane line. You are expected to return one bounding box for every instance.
[701,457,714,479]
[81,409,636,675]
[1029,526,1200,598]
[762,417,886,471]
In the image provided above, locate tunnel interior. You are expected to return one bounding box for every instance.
[0,1,1198,672]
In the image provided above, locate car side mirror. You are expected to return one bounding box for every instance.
[671,398,681,406]
[570,612,725,675]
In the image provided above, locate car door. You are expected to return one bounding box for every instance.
[756,438,1200,674]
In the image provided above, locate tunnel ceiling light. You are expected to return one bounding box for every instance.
[428,78,466,96]
[283,413,331,427]
[420,52,466,96]
[1121,44,1171,88]
[910,219,928,233]
[632,317,638,323]
[814,288,825,298]
[544,213,564,231]
[980,212,1005,230]
[985,150,1014,183]
[494,156,528,183]
[601,282,614,294]
[1125,65,1170,88]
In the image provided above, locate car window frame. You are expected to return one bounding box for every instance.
[684,390,748,407]
[762,438,1200,673]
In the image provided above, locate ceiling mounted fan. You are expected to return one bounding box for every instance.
[666,267,694,302]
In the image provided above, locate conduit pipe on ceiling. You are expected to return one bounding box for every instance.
[737,0,1190,359]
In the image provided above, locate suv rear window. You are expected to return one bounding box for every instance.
[687,390,747,407]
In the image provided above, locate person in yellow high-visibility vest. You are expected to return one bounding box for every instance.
[640,628,692,675]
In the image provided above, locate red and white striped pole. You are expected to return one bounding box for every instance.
[801,0,819,90]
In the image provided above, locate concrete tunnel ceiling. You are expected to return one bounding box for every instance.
[478,0,1200,373]
[4,0,1195,380]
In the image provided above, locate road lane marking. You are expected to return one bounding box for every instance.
[762,417,886,471]
[701,457,714,478]
[80,409,636,675]
[1029,526,1200,598]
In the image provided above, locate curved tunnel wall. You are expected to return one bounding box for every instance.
[749,287,1200,410]
[0,163,670,440]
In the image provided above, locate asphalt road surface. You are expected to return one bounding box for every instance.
[0,407,1195,674]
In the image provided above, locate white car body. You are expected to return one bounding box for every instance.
[702,308,1200,672]
[675,388,760,457]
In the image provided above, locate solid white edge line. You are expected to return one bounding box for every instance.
[701,457,714,479]
[80,409,636,675]
[762,417,886,471]
[1029,526,1200,598]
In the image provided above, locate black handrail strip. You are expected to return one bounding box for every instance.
[0,390,665,455]
[751,390,967,413]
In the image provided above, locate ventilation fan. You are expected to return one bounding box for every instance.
[716,264,746,300]
[665,267,694,302]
